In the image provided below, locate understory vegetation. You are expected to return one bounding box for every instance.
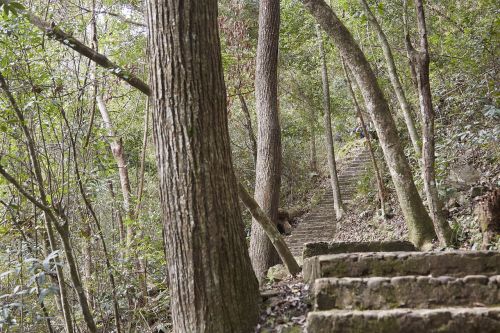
[0,0,498,332]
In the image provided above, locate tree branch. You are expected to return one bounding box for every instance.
[25,11,151,95]
[0,164,52,213]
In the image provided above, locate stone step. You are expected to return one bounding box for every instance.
[313,275,500,310]
[303,241,417,258]
[307,307,500,333]
[304,251,500,284]
[290,227,335,234]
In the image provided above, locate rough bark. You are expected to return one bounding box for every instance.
[146,1,260,332]
[250,0,283,280]
[359,0,421,158]
[238,93,258,164]
[316,24,344,219]
[302,0,436,248]
[238,183,301,276]
[407,0,452,246]
[342,59,386,216]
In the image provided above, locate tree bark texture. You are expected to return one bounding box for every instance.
[238,183,300,276]
[316,24,344,219]
[250,0,283,280]
[146,1,260,332]
[409,0,452,246]
[302,0,436,248]
[359,0,421,158]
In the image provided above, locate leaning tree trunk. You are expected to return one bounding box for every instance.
[316,24,344,219]
[238,183,300,276]
[342,59,386,217]
[407,0,452,246]
[359,0,421,158]
[249,0,282,281]
[146,1,260,332]
[302,0,436,248]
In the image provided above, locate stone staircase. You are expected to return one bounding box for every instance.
[304,249,500,332]
[285,149,371,257]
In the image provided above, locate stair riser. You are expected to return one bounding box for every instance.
[304,251,500,283]
[307,308,500,333]
[314,276,500,310]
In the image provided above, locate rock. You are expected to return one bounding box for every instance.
[281,221,293,235]
[449,165,480,186]
[359,210,371,219]
[267,264,289,282]
[471,186,487,198]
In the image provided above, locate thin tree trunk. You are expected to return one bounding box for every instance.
[309,114,318,172]
[408,0,452,246]
[107,180,125,245]
[238,93,258,164]
[59,105,123,333]
[403,0,420,91]
[147,1,260,331]
[250,0,282,280]
[342,59,386,216]
[302,0,436,248]
[54,223,98,333]
[96,96,134,250]
[316,24,344,219]
[134,99,150,218]
[359,0,421,158]
[238,183,300,276]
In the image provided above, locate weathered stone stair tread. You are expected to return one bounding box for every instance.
[303,241,417,258]
[314,275,500,310]
[304,251,500,283]
[307,307,500,333]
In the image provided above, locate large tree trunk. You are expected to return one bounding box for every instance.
[316,24,344,219]
[302,0,436,248]
[407,0,452,246]
[342,59,386,217]
[146,1,260,332]
[359,0,421,158]
[249,0,282,280]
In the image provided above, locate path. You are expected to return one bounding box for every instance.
[285,148,371,257]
